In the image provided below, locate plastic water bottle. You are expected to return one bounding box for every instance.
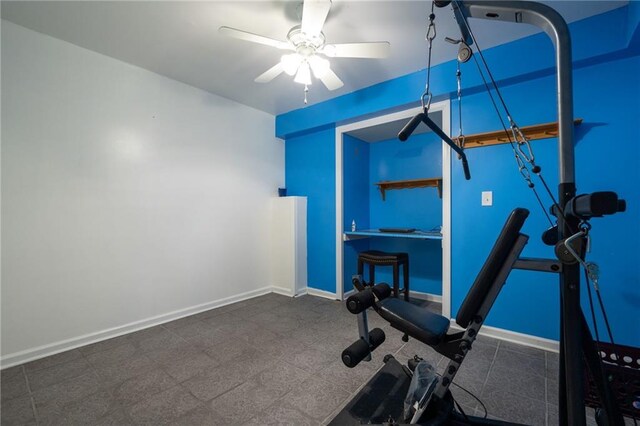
[351,220,356,232]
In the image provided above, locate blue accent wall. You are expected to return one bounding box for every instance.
[285,126,336,293]
[627,0,640,48]
[343,135,371,232]
[572,55,640,346]
[343,134,371,289]
[447,54,640,343]
[369,132,442,229]
[280,6,640,345]
[450,74,560,339]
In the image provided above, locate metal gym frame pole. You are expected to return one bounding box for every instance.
[445,1,584,424]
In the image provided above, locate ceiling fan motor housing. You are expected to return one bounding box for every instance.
[287,25,326,57]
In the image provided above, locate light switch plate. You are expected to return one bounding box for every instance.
[482,191,493,206]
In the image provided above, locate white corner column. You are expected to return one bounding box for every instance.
[269,196,307,296]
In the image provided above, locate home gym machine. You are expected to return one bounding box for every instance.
[332,1,630,425]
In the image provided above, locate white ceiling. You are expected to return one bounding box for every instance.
[1,1,627,116]
[346,111,442,143]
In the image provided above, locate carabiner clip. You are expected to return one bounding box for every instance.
[516,139,535,164]
[425,20,436,42]
[421,91,432,114]
[457,134,465,148]
[456,135,465,159]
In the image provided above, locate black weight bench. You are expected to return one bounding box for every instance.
[335,208,531,425]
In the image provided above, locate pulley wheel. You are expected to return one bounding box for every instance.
[458,43,473,63]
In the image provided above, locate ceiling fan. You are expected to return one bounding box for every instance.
[219,0,390,97]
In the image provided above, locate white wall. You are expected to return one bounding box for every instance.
[0,20,284,365]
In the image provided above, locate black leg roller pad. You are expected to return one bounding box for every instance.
[342,328,385,368]
[346,283,392,315]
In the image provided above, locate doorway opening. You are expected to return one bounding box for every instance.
[335,100,452,318]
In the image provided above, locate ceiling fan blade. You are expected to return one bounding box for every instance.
[301,0,331,37]
[219,26,291,50]
[319,67,344,91]
[320,42,390,58]
[255,63,285,83]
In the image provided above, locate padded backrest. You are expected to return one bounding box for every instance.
[456,208,530,328]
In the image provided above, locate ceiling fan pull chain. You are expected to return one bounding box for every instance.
[421,2,437,114]
[303,84,309,104]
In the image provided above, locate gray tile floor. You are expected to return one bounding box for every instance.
[0,293,630,425]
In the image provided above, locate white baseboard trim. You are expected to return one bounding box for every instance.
[450,320,559,353]
[2,286,558,369]
[271,285,296,297]
[1,286,275,369]
[410,291,443,303]
[304,287,339,300]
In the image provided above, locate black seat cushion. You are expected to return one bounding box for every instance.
[359,250,408,264]
[378,298,450,346]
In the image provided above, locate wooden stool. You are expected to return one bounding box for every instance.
[357,250,410,301]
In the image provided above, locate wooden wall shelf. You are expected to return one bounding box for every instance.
[375,178,442,201]
[452,119,583,149]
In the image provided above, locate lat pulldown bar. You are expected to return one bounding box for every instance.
[398,112,471,180]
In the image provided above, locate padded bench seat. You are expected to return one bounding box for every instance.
[378,298,450,346]
[358,251,410,301]
[359,250,408,264]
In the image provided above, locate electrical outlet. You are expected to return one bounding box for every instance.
[482,191,493,206]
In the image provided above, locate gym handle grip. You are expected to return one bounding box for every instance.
[341,328,386,368]
[398,113,425,142]
[352,275,366,292]
[461,156,471,180]
[568,191,626,218]
[346,289,375,314]
[618,199,626,212]
[369,327,386,348]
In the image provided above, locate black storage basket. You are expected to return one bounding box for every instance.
[584,342,640,419]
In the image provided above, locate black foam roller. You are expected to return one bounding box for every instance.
[346,289,375,314]
[342,338,370,368]
[371,283,391,300]
[368,328,386,350]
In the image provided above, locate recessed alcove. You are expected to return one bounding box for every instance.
[338,107,448,307]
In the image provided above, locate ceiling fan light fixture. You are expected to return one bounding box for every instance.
[294,61,312,85]
[308,55,330,78]
[281,53,302,76]
[220,0,387,97]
